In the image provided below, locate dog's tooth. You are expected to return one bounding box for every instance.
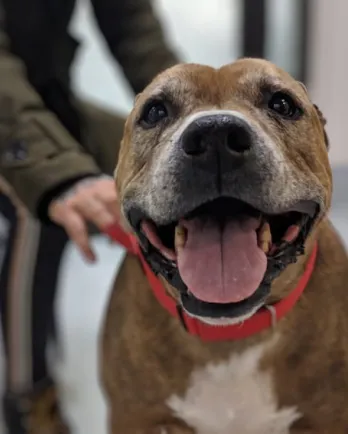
[258,222,272,253]
[175,225,187,250]
[259,221,271,241]
[282,225,300,243]
[260,241,269,253]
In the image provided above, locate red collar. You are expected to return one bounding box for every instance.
[105,224,318,342]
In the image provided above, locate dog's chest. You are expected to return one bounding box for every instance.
[166,341,300,434]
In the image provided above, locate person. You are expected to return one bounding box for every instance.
[0,0,179,433]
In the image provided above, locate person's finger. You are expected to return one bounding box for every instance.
[63,210,96,262]
[93,186,119,220]
[100,195,119,221]
[71,194,116,229]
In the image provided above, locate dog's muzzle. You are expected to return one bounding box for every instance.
[128,112,319,320]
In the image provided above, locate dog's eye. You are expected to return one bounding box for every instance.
[268,92,301,119]
[140,102,168,128]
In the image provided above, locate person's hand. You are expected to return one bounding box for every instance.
[48,176,119,262]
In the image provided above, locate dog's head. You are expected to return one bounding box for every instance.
[116,58,331,324]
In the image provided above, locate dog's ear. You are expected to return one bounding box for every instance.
[314,104,329,149]
[297,81,308,94]
[297,81,329,149]
[313,104,327,127]
[315,105,329,149]
[134,93,142,104]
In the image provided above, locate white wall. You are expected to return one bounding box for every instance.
[69,0,133,113]
[70,0,239,113]
[307,0,348,166]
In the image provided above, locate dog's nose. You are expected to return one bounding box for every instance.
[181,113,253,157]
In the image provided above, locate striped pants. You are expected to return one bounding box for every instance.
[0,193,68,393]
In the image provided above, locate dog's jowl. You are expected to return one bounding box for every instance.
[102,58,347,433]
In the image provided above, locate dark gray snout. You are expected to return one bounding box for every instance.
[180,113,254,164]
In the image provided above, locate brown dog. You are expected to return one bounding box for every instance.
[101,58,348,434]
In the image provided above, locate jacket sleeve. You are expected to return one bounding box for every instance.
[90,0,180,94]
[0,30,101,216]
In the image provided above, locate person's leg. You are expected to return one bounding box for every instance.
[0,101,123,434]
[0,193,70,434]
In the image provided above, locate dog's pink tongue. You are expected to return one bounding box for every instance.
[176,218,267,303]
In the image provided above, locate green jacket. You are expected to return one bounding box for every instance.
[0,0,178,216]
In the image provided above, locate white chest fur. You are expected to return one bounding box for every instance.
[167,340,300,434]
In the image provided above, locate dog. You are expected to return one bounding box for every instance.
[101,58,348,434]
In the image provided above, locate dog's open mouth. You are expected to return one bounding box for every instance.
[138,197,317,313]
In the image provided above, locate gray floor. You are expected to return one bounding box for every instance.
[0,1,347,433]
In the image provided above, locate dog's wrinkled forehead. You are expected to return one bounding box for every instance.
[135,59,309,113]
